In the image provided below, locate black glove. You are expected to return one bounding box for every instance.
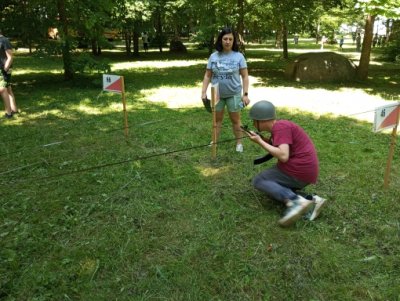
[202,97,212,113]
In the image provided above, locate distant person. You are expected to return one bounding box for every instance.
[380,35,386,47]
[372,34,378,47]
[244,100,327,226]
[356,33,362,52]
[352,32,356,44]
[0,29,18,119]
[339,36,344,50]
[201,27,250,153]
[142,32,149,52]
[320,35,327,50]
[293,34,299,45]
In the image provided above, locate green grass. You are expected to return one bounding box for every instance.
[1,42,400,301]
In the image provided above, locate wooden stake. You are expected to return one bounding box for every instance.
[383,105,399,189]
[121,76,129,139]
[211,86,217,159]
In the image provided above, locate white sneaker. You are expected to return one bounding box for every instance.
[308,195,327,221]
[279,195,313,227]
[236,144,243,152]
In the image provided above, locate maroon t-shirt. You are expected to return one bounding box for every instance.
[272,120,319,183]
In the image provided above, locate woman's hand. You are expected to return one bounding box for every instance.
[242,95,250,106]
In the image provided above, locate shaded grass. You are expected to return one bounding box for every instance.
[0,43,400,301]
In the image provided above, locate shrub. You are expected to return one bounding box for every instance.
[71,53,111,74]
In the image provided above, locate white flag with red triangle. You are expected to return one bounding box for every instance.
[103,74,123,93]
[373,102,400,132]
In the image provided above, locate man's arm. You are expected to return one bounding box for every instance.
[4,49,13,72]
[248,133,290,162]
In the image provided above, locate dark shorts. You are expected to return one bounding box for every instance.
[0,70,11,88]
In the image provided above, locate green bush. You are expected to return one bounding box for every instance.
[383,32,400,62]
[71,53,111,74]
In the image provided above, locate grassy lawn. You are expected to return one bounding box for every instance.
[1,40,399,301]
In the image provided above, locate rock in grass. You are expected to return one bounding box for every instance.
[285,52,357,82]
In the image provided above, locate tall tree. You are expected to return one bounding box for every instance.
[114,0,152,57]
[57,0,74,80]
[0,0,54,53]
[355,0,400,80]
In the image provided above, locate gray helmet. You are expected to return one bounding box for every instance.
[249,100,276,120]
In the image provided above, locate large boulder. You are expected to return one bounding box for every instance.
[169,40,187,53]
[285,52,357,82]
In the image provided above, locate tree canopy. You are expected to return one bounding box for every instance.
[1,0,399,80]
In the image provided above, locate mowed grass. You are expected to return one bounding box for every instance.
[0,41,400,301]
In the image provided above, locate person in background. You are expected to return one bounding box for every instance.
[201,27,250,152]
[320,35,328,50]
[293,34,299,45]
[142,32,149,52]
[339,36,344,51]
[0,29,18,119]
[244,100,327,226]
[373,33,378,47]
[356,33,362,52]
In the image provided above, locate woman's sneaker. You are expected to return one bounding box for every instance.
[307,195,327,221]
[236,143,243,152]
[279,195,313,227]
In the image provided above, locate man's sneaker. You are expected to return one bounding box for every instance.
[236,143,243,152]
[308,195,327,221]
[4,113,13,119]
[279,195,313,227]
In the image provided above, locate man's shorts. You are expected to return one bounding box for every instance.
[0,70,11,88]
[215,94,243,113]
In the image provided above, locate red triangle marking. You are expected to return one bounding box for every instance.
[105,78,122,92]
[379,106,400,130]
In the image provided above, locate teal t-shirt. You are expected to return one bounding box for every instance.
[206,50,247,98]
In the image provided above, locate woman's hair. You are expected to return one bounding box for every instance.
[215,27,239,52]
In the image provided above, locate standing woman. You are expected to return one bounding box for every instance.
[201,27,250,152]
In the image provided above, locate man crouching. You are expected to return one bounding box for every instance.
[244,100,326,226]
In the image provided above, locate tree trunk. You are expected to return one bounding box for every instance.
[91,39,99,56]
[275,29,282,48]
[316,19,320,44]
[124,31,132,56]
[356,14,375,81]
[156,8,163,53]
[208,35,214,55]
[237,0,245,53]
[57,0,73,80]
[133,27,140,57]
[282,21,288,59]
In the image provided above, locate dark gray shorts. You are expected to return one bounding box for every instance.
[0,69,11,88]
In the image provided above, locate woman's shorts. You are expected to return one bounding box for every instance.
[215,94,243,113]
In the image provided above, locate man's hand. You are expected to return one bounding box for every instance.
[240,126,263,144]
